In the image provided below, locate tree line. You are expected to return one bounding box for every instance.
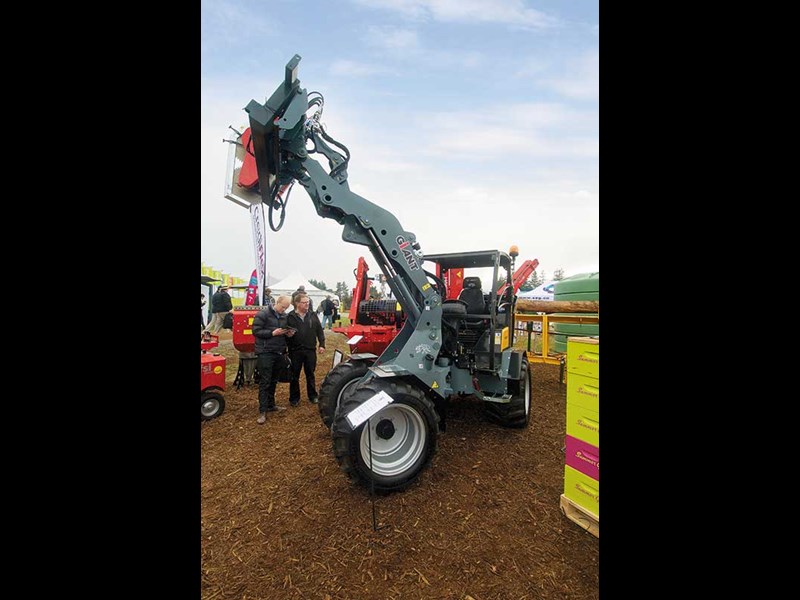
[310,267,566,310]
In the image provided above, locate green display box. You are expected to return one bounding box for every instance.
[563,465,599,517]
[567,337,599,379]
[566,402,599,447]
[567,371,599,413]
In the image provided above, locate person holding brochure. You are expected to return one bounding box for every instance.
[252,295,295,423]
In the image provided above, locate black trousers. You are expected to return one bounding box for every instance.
[289,348,317,403]
[256,352,283,412]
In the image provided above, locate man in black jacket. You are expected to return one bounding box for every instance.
[319,295,336,330]
[252,295,295,423]
[286,293,326,406]
[205,285,233,333]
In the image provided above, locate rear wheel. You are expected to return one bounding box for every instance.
[201,390,225,420]
[332,380,439,493]
[318,360,370,429]
[484,356,530,428]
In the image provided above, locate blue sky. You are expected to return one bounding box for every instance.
[201,0,598,290]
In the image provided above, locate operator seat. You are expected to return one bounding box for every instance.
[458,277,486,314]
[455,276,488,350]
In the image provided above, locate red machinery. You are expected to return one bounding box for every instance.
[232,308,260,352]
[332,257,401,355]
[229,307,261,388]
[201,333,226,420]
[333,254,540,357]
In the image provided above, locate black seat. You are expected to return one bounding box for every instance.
[458,277,486,315]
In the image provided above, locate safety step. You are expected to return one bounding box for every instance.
[559,494,599,538]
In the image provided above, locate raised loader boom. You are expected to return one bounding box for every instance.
[245,54,450,397]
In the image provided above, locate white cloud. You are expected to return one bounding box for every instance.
[352,0,558,29]
[411,102,597,160]
[365,26,422,51]
[364,25,486,68]
[330,60,386,77]
[540,50,599,101]
[201,1,277,49]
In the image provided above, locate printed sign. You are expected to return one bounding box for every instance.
[346,390,394,428]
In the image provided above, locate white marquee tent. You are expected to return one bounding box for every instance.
[268,271,334,312]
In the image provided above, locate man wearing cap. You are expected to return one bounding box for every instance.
[205,285,233,334]
[263,287,275,307]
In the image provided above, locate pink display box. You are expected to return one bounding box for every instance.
[565,435,599,481]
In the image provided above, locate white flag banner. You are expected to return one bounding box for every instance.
[250,203,267,306]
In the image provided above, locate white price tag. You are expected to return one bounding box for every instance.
[347,334,364,345]
[346,390,394,428]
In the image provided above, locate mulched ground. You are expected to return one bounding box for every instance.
[201,330,599,600]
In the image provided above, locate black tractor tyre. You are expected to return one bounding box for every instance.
[318,360,370,430]
[484,356,530,428]
[332,380,440,493]
[201,390,225,421]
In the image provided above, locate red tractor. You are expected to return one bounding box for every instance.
[200,333,226,420]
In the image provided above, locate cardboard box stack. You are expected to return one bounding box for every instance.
[560,336,599,536]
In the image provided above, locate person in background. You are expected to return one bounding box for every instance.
[319,295,336,330]
[252,295,295,423]
[205,285,233,334]
[263,287,275,307]
[201,293,207,331]
[286,293,325,406]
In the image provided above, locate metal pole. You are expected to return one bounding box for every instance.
[367,417,388,531]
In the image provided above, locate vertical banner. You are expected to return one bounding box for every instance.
[250,202,267,309]
[245,269,259,306]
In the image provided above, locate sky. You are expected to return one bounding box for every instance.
[201,0,598,292]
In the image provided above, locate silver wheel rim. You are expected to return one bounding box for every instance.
[358,403,426,477]
[201,398,220,417]
[524,369,530,416]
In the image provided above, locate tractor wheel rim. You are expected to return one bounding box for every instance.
[524,370,530,415]
[358,404,426,477]
[202,399,220,417]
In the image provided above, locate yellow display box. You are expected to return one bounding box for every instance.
[567,337,599,379]
[566,371,599,412]
[566,403,599,447]
[563,465,599,518]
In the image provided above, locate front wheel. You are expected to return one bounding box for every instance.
[332,380,439,493]
[318,360,370,429]
[201,390,225,420]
